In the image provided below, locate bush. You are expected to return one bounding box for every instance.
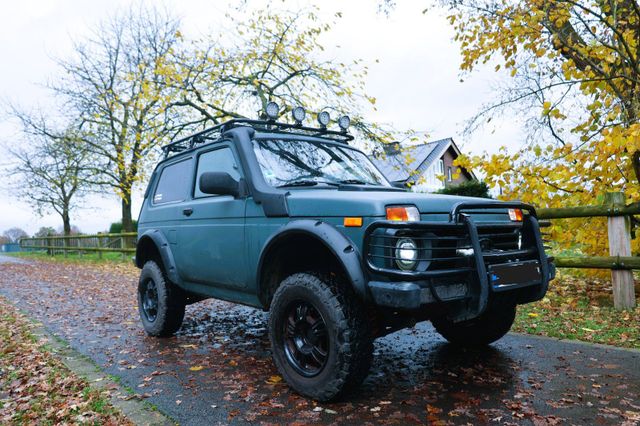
[108,220,138,233]
[436,181,491,198]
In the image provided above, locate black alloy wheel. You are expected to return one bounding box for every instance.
[140,278,159,322]
[283,300,329,377]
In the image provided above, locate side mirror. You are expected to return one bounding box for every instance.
[199,172,243,197]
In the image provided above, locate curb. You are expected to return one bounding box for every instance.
[29,321,176,426]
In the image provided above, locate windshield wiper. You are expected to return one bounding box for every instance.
[276,179,340,188]
[337,179,370,185]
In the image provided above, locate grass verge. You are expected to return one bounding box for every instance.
[0,297,132,425]
[8,250,131,264]
[513,272,639,349]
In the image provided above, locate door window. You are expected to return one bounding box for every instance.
[153,159,192,205]
[194,147,242,198]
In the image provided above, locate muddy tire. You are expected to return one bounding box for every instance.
[268,273,373,401]
[432,305,517,347]
[137,260,185,337]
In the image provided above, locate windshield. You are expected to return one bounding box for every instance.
[252,138,391,188]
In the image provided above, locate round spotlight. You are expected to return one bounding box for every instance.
[265,102,279,120]
[317,111,330,127]
[338,115,350,131]
[292,106,306,124]
[395,238,418,270]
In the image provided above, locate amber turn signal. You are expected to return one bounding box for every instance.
[386,206,420,222]
[344,217,363,227]
[508,208,523,221]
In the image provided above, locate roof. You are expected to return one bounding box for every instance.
[370,138,453,182]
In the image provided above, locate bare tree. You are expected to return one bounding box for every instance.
[2,227,28,243]
[9,116,93,235]
[52,6,186,232]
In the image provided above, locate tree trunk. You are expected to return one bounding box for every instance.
[62,208,71,236]
[121,194,134,232]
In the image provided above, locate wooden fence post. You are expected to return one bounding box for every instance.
[605,192,636,310]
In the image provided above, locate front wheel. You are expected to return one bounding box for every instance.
[137,260,185,337]
[432,305,517,347]
[268,273,373,401]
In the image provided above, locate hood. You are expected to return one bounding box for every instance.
[285,189,495,218]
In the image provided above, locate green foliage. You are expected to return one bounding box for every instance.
[436,181,491,199]
[108,221,138,234]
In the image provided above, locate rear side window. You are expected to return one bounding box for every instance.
[153,159,192,205]
[194,147,241,198]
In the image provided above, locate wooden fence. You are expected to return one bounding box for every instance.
[19,232,137,259]
[539,192,637,310]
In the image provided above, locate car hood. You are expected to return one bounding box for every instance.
[285,189,499,218]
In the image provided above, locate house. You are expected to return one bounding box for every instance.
[370,138,476,192]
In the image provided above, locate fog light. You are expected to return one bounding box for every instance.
[317,111,330,127]
[265,102,279,120]
[395,238,418,270]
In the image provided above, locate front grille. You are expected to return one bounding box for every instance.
[364,219,538,280]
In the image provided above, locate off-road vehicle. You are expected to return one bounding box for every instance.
[135,103,554,401]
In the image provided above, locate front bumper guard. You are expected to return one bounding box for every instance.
[363,202,554,320]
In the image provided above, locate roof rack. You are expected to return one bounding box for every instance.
[161,118,355,159]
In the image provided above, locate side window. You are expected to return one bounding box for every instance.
[194,147,241,198]
[153,159,192,205]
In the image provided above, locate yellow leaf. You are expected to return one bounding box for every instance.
[527,312,539,318]
[266,375,283,384]
[229,360,238,367]
[189,365,204,371]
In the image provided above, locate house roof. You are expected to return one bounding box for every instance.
[370,138,454,182]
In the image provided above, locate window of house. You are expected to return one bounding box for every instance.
[447,166,453,182]
[437,159,444,175]
[194,147,241,198]
[153,159,192,205]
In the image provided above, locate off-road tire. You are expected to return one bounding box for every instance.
[137,260,185,337]
[432,305,517,347]
[268,273,373,401]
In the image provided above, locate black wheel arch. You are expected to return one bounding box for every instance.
[257,220,368,308]
[135,230,181,285]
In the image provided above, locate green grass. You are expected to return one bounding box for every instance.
[513,272,640,349]
[8,250,131,264]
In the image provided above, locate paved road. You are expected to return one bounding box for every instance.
[0,257,638,425]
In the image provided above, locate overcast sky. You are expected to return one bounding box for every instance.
[0,0,524,235]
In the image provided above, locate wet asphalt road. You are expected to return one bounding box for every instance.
[0,256,638,425]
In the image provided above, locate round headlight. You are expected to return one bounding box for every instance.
[395,238,418,270]
[292,106,306,124]
[317,111,330,127]
[265,102,279,120]
[337,115,350,131]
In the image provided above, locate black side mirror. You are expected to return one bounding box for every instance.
[199,172,243,197]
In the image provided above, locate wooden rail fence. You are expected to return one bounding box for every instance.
[19,232,137,259]
[539,192,637,310]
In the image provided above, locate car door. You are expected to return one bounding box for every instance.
[174,143,247,288]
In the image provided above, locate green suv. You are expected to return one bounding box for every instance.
[135,104,554,401]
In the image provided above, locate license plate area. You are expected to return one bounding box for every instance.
[488,260,541,292]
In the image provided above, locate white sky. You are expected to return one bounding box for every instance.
[0,0,524,235]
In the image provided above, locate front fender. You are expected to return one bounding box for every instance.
[257,220,369,301]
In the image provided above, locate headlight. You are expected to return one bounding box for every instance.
[395,238,418,270]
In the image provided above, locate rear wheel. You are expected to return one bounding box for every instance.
[137,260,185,337]
[268,273,373,401]
[432,305,517,347]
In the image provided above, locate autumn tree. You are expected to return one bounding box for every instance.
[9,116,93,236]
[166,7,392,145]
[53,6,186,232]
[440,0,640,255]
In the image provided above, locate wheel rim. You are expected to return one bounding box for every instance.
[140,278,159,322]
[282,300,329,377]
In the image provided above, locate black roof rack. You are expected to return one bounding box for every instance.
[161,118,355,159]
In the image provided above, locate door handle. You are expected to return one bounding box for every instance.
[182,208,193,217]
